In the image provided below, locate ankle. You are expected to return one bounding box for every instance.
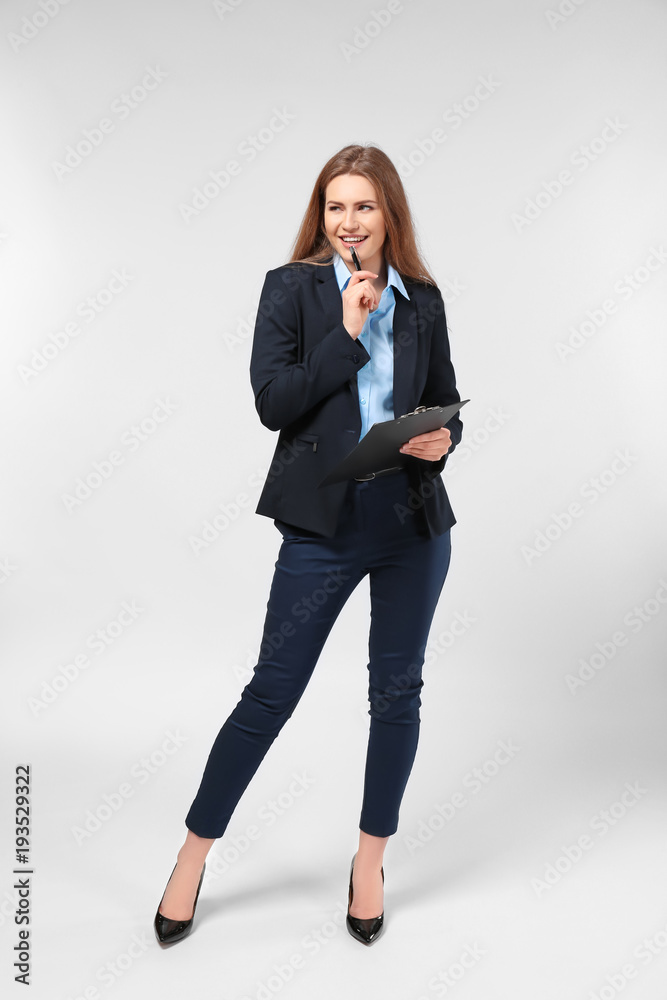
[354,851,384,871]
[355,832,389,870]
[176,847,207,870]
[176,831,215,869]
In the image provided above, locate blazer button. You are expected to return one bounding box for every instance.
[352,354,359,363]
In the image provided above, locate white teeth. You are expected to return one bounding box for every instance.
[341,236,366,242]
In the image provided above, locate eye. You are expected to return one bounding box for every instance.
[326,204,374,211]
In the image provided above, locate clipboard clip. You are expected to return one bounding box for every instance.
[398,405,440,419]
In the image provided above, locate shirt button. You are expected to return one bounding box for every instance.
[360,398,366,405]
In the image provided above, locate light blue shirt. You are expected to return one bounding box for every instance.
[332,251,410,441]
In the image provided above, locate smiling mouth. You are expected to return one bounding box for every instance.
[340,235,369,244]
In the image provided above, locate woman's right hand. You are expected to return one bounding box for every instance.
[342,270,379,340]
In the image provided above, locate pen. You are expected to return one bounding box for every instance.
[349,240,376,318]
[349,241,377,320]
[349,244,362,271]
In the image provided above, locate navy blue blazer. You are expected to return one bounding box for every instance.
[249,259,463,538]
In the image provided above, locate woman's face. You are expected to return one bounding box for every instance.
[323,173,386,266]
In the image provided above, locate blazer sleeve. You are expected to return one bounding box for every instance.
[249,268,370,432]
[416,286,463,478]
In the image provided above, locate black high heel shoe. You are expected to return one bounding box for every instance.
[346,853,384,945]
[154,862,206,946]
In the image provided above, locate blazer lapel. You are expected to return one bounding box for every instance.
[391,288,418,419]
[316,263,344,323]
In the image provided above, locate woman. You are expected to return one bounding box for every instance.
[154,143,463,947]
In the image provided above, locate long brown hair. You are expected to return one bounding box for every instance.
[288,144,438,287]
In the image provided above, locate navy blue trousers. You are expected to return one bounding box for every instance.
[185,467,452,839]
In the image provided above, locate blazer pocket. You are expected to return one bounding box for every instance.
[293,432,319,453]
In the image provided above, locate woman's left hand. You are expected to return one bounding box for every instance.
[399,427,452,461]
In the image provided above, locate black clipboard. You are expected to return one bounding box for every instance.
[318,400,469,487]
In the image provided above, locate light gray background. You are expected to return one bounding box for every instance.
[2,0,666,997]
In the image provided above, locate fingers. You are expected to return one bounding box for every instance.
[342,271,379,323]
[405,429,452,445]
[399,427,452,460]
[399,442,450,459]
[346,282,377,312]
[348,269,378,282]
[348,270,378,307]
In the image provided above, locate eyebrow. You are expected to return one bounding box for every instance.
[325,199,378,206]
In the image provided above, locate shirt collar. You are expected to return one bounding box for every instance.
[332,251,410,300]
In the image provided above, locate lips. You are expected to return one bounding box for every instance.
[340,235,368,245]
